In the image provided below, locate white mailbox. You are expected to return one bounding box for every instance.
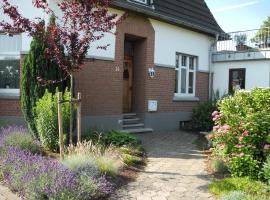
[148,100,158,112]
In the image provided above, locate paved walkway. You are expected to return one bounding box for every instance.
[0,183,20,200]
[112,131,214,200]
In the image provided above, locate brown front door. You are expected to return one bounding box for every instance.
[123,56,133,113]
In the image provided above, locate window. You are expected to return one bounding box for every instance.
[0,57,20,95]
[132,0,148,4]
[229,68,246,94]
[0,34,22,54]
[0,33,21,96]
[175,54,197,96]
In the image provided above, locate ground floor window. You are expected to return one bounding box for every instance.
[229,68,246,93]
[175,53,197,96]
[0,57,20,95]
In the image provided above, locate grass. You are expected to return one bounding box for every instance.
[209,177,269,199]
[95,155,121,176]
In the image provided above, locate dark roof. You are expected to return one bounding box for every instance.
[112,0,224,36]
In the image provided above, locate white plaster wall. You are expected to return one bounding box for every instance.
[213,60,270,95]
[0,0,47,52]
[150,19,215,71]
[1,1,123,59]
[87,8,124,60]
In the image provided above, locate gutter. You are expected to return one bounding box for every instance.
[209,34,219,102]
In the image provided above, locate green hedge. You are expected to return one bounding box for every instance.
[35,90,70,151]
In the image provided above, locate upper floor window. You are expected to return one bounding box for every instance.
[175,53,197,96]
[0,33,21,96]
[0,33,22,54]
[131,0,148,5]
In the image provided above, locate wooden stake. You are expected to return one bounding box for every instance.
[69,73,73,145]
[77,92,82,144]
[57,92,64,160]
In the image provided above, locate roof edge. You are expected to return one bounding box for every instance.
[112,1,224,37]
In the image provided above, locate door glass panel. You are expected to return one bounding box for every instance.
[123,62,129,80]
[181,68,186,93]
[188,72,194,94]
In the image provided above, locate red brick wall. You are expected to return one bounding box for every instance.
[75,12,155,116]
[1,11,209,118]
[145,68,209,113]
[0,99,21,116]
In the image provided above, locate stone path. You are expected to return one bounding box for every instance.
[111,131,214,200]
[0,183,20,200]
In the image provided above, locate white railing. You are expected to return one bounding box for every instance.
[216,27,270,52]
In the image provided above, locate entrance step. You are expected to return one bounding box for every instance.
[123,118,140,124]
[122,123,145,129]
[121,113,153,133]
[121,128,153,134]
[123,113,137,119]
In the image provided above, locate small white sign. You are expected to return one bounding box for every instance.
[148,100,158,112]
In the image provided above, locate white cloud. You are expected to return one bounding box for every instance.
[213,1,260,13]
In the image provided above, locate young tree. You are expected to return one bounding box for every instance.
[253,16,270,47]
[1,0,124,143]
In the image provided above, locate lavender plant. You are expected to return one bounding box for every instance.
[0,127,114,199]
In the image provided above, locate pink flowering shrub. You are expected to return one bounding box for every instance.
[208,88,270,179]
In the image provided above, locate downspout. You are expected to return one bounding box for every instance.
[208,34,219,103]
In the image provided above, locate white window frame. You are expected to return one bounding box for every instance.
[132,0,148,4]
[175,53,197,97]
[0,55,20,96]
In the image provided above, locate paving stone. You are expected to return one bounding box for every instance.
[110,131,215,200]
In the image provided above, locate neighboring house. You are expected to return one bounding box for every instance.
[0,0,223,132]
[212,29,270,95]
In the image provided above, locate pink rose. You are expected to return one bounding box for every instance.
[213,125,220,131]
[264,144,270,150]
[234,144,244,149]
[223,125,230,130]
[243,130,250,136]
[212,111,219,117]
[219,144,225,150]
[238,136,244,142]
[239,153,245,157]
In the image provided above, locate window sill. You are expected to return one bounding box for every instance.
[0,93,20,100]
[173,96,199,102]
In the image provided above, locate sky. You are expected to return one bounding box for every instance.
[205,0,270,32]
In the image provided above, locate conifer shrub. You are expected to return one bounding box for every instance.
[35,90,70,151]
[21,25,69,138]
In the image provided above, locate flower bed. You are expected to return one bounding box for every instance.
[0,126,144,199]
[207,88,270,199]
[0,126,114,199]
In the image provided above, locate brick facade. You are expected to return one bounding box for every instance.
[1,12,209,125]
[75,12,156,116]
[145,68,209,113]
[0,98,21,116]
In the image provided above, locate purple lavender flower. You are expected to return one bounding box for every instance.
[0,126,115,199]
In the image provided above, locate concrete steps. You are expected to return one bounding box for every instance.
[122,113,153,133]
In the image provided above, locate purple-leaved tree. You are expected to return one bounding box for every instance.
[0,0,125,144]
